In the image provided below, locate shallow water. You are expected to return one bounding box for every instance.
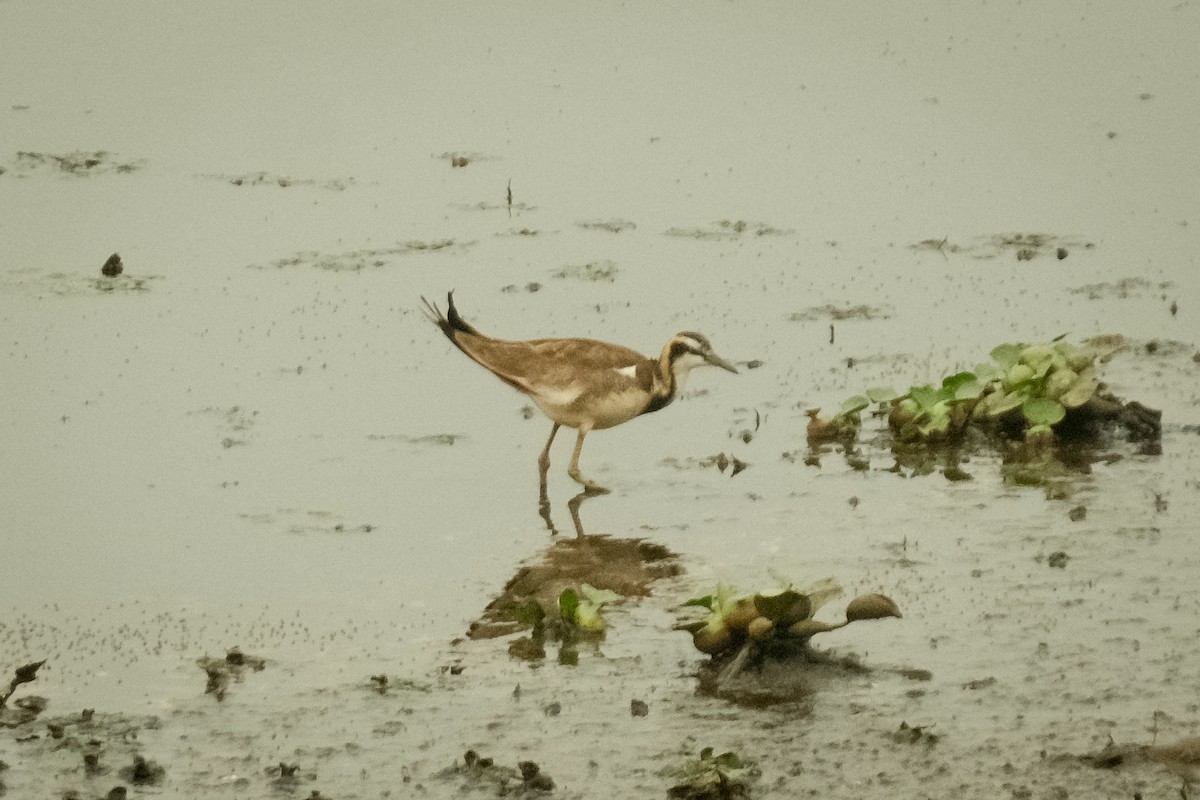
[2,2,1199,798]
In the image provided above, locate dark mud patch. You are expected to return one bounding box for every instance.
[550,259,618,282]
[500,281,544,293]
[661,453,749,477]
[436,151,496,168]
[665,219,789,240]
[452,199,536,213]
[1069,276,1174,300]
[787,303,891,322]
[190,405,257,449]
[1067,735,1200,786]
[910,232,1094,261]
[239,508,375,536]
[257,239,468,272]
[201,171,356,190]
[0,269,162,297]
[468,535,681,641]
[367,432,465,446]
[3,150,143,177]
[576,218,637,233]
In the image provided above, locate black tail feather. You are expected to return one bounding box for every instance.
[420,291,481,340]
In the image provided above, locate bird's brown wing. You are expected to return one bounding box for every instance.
[451,333,653,397]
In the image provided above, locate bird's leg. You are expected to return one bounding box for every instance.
[566,425,609,495]
[538,423,560,519]
[538,423,560,483]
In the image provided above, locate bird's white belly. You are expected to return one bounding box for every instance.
[530,385,647,430]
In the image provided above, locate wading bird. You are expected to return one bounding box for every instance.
[422,292,737,493]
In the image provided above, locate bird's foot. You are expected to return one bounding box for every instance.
[568,467,610,495]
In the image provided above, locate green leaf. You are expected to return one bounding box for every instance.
[1059,370,1098,408]
[1004,363,1035,389]
[974,362,1002,383]
[580,583,621,607]
[983,388,1027,418]
[1022,397,1066,426]
[990,343,1023,369]
[558,588,579,622]
[1019,344,1056,367]
[909,384,952,412]
[866,386,899,403]
[683,595,714,611]
[839,395,870,416]
[712,583,741,615]
[953,379,985,401]
[941,371,978,393]
[574,602,606,631]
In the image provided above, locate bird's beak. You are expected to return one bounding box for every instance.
[705,351,739,374]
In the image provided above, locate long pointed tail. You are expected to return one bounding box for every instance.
[420,291,481,341]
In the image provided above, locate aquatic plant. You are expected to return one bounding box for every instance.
[811,337,1114,446]
[664,746,756,799]
[678,579,901,657]
[558,583,621,632]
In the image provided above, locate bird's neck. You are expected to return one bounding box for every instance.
[642,344,681,415]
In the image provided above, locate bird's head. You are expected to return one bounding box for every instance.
[665,332,738,384]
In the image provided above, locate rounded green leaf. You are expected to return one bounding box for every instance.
[866,386,899,403]
[990,343,1023,369]
[1059,375,1098,408]
[1019,344,1055,367]
[984,389,1027,418]
[953,379,985,401]
[1022,397,1066,426]
[941,371,978,393]
[839,395,870,416]
[1005,363,1035,389]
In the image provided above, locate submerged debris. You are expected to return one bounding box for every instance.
[437,750,555,795]
[197,648,265,701]
[101,253,123,277]
[117,755,165,786]
[6,150,142,176]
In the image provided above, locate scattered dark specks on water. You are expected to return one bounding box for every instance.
[105,787,127,800]
[543,701,561,716]
[101,253,123,276]
[963,676,996,690]
[1047,551,1070,569]
[848,496,860,509]
[1056,247,1069,260]
[630,699,649,717]
[1068,505,1087,522]
[744,359,762,369]
[449,664,464,675]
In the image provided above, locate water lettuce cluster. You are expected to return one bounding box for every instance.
[678,580,902,656]
[814,338,1104,444]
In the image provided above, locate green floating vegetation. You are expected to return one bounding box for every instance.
[678,579,902,657]
[506,584,622,665]
[811,337,1110,446]
[664,746,756,798]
